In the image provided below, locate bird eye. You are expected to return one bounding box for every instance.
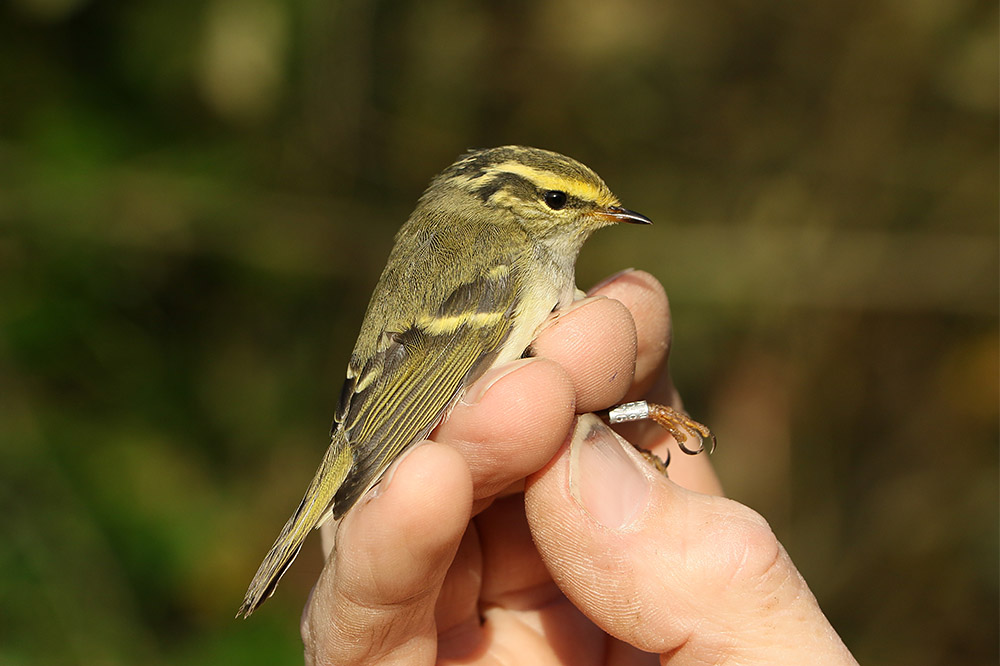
[543,190,568,210]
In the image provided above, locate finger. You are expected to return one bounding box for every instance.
[591,271,722,496]
[436,495,556,661]
[588,269,671,401]
[525,416,855,664]
[434,520,483,648]
[433,358,576,503]
[530,295,638,413]
[474,494,552,605]
[302,442,472,666]
[435,269,673,502]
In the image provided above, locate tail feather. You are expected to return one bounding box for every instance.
[237,434,352,618]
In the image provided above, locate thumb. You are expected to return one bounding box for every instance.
[524,414,856,665]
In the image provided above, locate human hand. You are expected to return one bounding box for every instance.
[301,269,858,665]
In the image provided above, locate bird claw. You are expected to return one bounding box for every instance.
[635,445,670,474]
[601,400,716,468]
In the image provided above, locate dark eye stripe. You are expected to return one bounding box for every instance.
[472,172,534,202]
[471,170,593,210]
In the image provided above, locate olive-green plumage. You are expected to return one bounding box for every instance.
[238,146,650,617]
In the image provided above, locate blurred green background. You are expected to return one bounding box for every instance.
[1,0,996,663]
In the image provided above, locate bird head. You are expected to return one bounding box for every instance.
[422,146,651,240]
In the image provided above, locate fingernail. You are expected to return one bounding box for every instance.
[533,295,607,339]
[460,358,534,406]
[569,415,651,529]
[588,267,635,295]
[556,294,605,317]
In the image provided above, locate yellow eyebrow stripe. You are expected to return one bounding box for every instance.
[494,161,605,203]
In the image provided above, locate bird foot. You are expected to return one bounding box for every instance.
[600,400,716,470]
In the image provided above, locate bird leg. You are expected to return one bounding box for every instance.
[600,400,716,471]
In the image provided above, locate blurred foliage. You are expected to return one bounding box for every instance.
[0,0,996,664]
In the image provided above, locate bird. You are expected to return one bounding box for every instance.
[237,145,710,617]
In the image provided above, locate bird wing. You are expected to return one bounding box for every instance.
[238,262,521,617]
[330,259,524,517]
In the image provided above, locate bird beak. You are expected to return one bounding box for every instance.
[597,205,652,225]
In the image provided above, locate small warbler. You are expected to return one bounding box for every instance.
[238,145,710,617]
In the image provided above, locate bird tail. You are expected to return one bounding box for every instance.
[237,433,352,618]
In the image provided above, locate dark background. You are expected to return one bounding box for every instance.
[1,0,996,664]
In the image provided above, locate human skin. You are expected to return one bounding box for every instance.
[301,269,859,666]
